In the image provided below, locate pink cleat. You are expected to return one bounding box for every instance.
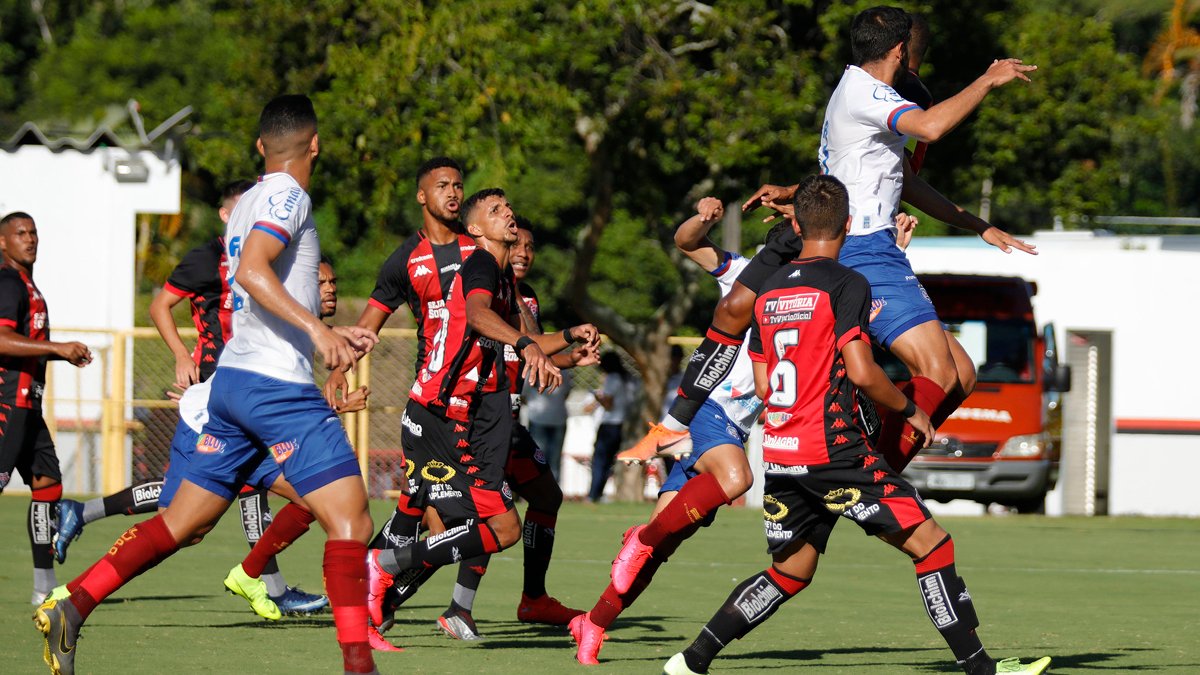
[610,524,653,594]
[569,612,607,665]
[367,625,404,652]
[366,549,395,628]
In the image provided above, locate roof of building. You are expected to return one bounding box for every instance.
[1,100,192,153]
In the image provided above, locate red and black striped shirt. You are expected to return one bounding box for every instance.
[0,264,50,409]
[162,237,232,381]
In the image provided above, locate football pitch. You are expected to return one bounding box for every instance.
[1,496,1196,674]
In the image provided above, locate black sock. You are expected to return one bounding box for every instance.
[102,480,163,516]
[379,523,500,574]
[238,488,279,575]
[449,555,490,614]
[667,326,743,427]
[683,568,808,672]
[912,536,988,670]
[28,498,55,571]
[369,505,423,550]
[521,510,556,598]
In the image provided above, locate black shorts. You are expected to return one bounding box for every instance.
[407,393,514,524]
[734,228,803,294]
[506,420,551,486]
[761,450,930,555]
[0,405,61,490]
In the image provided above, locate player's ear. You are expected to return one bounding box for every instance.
[416,187,427,206]
[218,206,231,224]
[310,133,320,157]
[255,138,266,158]
[844,215,851,235]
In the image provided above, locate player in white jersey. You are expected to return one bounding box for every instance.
[570,198,769,665]
[34,95,383,675]
[744,6,1037,473]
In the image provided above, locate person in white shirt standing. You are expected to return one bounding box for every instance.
[746,6,1037,474]
[35,95,382,675]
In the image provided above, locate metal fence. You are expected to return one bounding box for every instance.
[41,328,692,499]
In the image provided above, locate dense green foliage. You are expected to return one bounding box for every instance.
[1,0,1196,410]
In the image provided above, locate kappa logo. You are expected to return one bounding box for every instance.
[196,434,226,454]
[413,265,433,278]
[270,439,298,463]
[788,269,803,278]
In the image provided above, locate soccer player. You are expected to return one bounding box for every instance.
[364,188,595,639]
[34,94,383,675]
[624,6,1036,473]
[571,197,768,664]
[0,211,93,605]
[662,174,1050,675]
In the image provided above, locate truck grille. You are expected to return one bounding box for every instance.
[917,439,998,459]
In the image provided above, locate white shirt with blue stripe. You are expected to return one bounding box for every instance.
[818,65,919,237]
[708,253,765,435]
[219,172,321,384]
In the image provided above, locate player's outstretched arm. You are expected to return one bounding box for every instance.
[674,197,727,272]
[235,230,358,372]
[843,340,934,447]
[897,58,1036,144]
[0,326,91,367]
[901,161,1036,255]
[464,292,562,392]
[148,289,198,387]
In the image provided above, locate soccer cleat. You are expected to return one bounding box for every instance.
[44,586,70,603]
[33,597,80,675]
[53,500,85,564]
[367,625,403,652]
[610,524,653,594]
[271,586,329,615]
[223,564,281,621]
[437,609,483,641]
[517,592,584,625]
[663,652,704,674]
[618,424,692,464]
[569,612,607,665]
[996,656,1052,674]
[366,549,395,628]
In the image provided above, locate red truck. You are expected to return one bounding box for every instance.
[874,274,1070,513]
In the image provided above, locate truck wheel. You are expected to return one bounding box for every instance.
[1012,498,1046,514]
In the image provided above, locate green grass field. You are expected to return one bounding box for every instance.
[1,496,1196,674]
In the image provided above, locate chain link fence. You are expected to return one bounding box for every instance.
[42,328,696,499]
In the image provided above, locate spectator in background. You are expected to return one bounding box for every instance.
[524,369,572,481]
[586,351,633,502]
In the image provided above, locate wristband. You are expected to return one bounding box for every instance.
[516,336,535,352]
[562,327,576,343]
[901,399,917,418]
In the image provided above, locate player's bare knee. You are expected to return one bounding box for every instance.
[489,510,522,548]
[716,465,752,499]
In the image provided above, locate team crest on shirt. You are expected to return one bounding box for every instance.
[196,434,226,454]
[270,439,298,463]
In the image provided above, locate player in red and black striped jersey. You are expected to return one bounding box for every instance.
[0,211,93,604]
[665,176,1049,675]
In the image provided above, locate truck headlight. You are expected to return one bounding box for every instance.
[997,433,1049,458]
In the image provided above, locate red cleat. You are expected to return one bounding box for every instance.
[569,612,607,665]
[617,424,692,464]
[367,625,403,652]
[610,524,653,594]
[366,549,395,628]
[517,593,584,625]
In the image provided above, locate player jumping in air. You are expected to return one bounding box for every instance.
[662,174,1050,675]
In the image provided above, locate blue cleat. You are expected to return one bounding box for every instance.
[53,500,85,564]
[271,586,329,615]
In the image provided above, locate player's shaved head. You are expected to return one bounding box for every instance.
[908,13,930,66]
[851,6,911,66]
[792,175,849,241]
[462,187,506,226]
[258,94,318,158]
[0,211,33,234]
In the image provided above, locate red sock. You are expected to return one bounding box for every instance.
[242,503,315,578]
[70,515,179,620]
[640,473,730,549]
[878,376,946,472]
[66,560,101,594]
[323,540,375,674]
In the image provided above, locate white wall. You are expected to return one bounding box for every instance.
[0,145,181,493]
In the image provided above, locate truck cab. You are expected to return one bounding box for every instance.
[875,274,1070,513]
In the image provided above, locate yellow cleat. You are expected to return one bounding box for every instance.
[223,564,281,620]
